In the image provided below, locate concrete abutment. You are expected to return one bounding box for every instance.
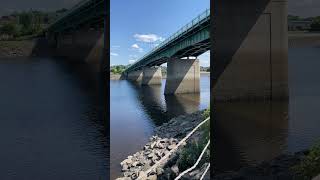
[142,67,162,85]
[164,58,200,94]
[213,0,288,101]
[127,70,143,82]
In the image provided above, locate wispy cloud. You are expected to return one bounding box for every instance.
[134,34,164,43]
[131,44,143,52]
[129,59,136,64]
[111,45,120,50]
[110,52,119,56]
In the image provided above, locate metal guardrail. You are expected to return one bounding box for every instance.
[46,0,93,30]
[126,9,210,71]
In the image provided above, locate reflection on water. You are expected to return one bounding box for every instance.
[0,58,108,180]
[214,101,289,172]
[214,47,320,173]
[110,74,210,179]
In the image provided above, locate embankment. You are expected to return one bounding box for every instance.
[289,32,320,48]
[116,110,210,180]
[0,38,52,58]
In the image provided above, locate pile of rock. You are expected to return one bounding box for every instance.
[116,136,180,180]
[116,110,210,180]
[155,111,205,139]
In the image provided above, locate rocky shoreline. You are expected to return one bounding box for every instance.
[116,110,210,180]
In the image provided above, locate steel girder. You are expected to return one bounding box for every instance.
[46,0,104,33]
[124,9,210,73]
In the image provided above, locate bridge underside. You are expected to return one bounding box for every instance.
[45,0,106,71]
[127,58,200,95]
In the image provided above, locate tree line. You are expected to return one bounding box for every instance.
[0,9,67,39]
[288,15,320,31]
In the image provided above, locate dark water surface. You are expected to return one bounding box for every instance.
[214,47,320,173]
[110,74,210,179]
[0,58,108,180]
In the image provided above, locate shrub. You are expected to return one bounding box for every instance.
[177,138,209,172]
[292,142,320,180]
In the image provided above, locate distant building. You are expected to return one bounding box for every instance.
[288,20,312,31]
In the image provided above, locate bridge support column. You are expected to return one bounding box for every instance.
[127,70,143,82]
[213,0,288,101]
[165,58,200,94]
[142,67,162,85]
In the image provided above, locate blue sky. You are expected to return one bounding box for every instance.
[110,0,210,67]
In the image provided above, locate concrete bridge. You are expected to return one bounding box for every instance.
[124,0,288,101]
[45,0,107,70]
[44,0,288,100]
[123,9,210,94]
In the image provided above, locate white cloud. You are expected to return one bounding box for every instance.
[134,34,164,43]
[129,60,136,64]
[110,52,118,56]
[131,44,140,49]
[131,44,143,52]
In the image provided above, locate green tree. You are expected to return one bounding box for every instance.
[310,17,320,31]
[0,22,20,37]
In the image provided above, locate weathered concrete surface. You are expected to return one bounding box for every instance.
[165,58,200,94]
[127,70,143,82]
[212,0,288,101]
[142,67,162,85]
[48,29,104,68]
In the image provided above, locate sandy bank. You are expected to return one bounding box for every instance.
[289,32,320,48]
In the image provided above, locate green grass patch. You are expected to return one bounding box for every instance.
[176,107,211,172]
[292,142,320,180]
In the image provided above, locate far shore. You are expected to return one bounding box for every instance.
[110,71,210,80]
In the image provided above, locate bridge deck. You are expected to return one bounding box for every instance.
[47,0,104,33]
[124,9,210,73]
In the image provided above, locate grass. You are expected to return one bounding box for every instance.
[292,141,320,180]
[176,107,210,172]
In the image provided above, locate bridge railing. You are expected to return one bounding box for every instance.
[47,0,92,31]
[126,8,210,72]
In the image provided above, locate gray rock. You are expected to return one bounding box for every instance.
[156,167,164,175]
[171,165,179,176]
[122,164,129,171]
[148,175,157,180]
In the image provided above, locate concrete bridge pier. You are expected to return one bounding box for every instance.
[127,70,143,82]
[164,58,200,94]
[142,67,162,85]
[212,0,288,101]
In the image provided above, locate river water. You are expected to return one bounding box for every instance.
[1,47,319,179]
[214,47,320,173]
[110,74,210,179]
[0,58,108,180]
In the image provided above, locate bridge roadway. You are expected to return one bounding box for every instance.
[123,9,209,94]
[124,9,210,73]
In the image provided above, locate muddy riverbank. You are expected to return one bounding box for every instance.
[0,39,52,58]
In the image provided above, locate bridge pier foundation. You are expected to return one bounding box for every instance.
[142,67,162,85]
[165,58,200,94]
[127,70,143,82]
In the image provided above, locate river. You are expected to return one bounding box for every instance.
[110,74,210,179]
[0,57,108,180]
[1,46,318,179]
[214,47,320,173]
